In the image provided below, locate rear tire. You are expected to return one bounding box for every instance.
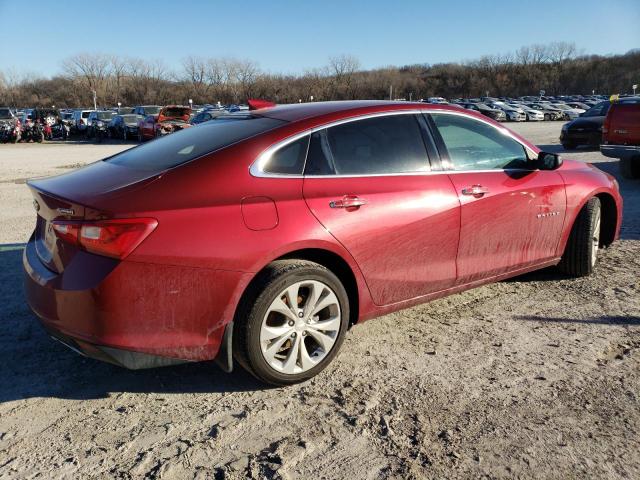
[620,157,640,179]
[233,260,350,386]
[558,197,601,277]
[562,142,576,150]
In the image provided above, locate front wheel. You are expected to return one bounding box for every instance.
[233,260,350,385]
[620,157,640,179]
[558,197,601,277]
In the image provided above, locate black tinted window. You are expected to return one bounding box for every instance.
[107,116,284,172]
[431,113,528,170]
[306,114,429,175]
[264,136,309,175]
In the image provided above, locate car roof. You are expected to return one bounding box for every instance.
[252,100,463,123]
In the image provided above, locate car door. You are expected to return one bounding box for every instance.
[302,112,461,306]
[427,112,566,284]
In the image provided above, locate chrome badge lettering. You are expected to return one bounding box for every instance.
[57,208,75,216]
[537,211,560,219]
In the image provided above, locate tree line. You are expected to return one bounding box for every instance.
[0,42,638,109]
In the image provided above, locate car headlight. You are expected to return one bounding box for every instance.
[97,121,104,127]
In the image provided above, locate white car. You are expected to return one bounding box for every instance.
[547,103,585,120]
[489,103,526,121]
[510,104,544,121]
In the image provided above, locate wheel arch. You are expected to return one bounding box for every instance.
[595,192,618,247]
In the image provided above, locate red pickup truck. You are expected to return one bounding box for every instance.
[600,96,640,179]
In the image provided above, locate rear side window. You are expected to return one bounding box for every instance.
[431,113,528,171]
[263,136,309,175]
[107,116,285,172]
[305,114,430,175]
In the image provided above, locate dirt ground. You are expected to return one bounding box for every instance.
[0,123,638,479]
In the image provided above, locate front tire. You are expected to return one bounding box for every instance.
[233,260,350,386]
[620,157,640,179]
[558,197,601,277]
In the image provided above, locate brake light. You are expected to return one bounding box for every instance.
[52,218,158,259]
[248,99,276,110]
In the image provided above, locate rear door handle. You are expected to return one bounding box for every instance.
[329,195,367,209]
[461,185,489,196]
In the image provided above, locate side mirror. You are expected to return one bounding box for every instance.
[536,152,562,170]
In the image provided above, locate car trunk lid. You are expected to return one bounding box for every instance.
[27,160,161,273]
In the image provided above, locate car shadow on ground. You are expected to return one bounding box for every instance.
[0,244,266,404]
[514,315,640,326]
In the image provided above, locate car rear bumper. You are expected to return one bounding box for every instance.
[23,236,249,368]
[600,144,640,160]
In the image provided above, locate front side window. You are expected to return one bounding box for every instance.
[305,114,430,175]
[431,113,528,171]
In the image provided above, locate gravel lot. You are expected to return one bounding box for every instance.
[0,122,638,479]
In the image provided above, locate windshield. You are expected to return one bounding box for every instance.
[143,106,162,115]
[97,112,114,120]
[583,102,610,117]
[121,115,138,122]
[106,116,285,172]
[0,108,13,119]
[553,104,570,110]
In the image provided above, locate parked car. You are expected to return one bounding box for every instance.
[560,101,611,150]
[108,114,143,140]
[86,111,115,141]
[461,102,506,121]
[23,101,622,385]
[190,110,226,125]
[72,110,95,134]
[132,105,162,117]
[551,103,585,120]
[510,104,544,121]
[489,103,526,122]
[138,105,191,140]
[527,103,564,121]
[0,107,21,143]
[600,96,640,178]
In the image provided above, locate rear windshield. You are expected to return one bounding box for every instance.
[121,115,138,122]
[97,112,114,120]
[143,106,162,115]
[82,111,91,118]
[106,116,285,172]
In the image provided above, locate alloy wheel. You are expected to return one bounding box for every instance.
[260,280,341,375]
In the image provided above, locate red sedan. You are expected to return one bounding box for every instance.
[24,101,622,385]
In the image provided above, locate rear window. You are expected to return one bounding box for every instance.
[106,116,285,172]
[97,112,114,120]
[82,112,91,118]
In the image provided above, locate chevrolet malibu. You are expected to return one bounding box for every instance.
[24,101,622,385]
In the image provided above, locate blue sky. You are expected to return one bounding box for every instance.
[0,0,638,77]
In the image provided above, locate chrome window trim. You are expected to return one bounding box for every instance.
[249,108,539,179]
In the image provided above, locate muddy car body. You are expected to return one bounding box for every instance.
[24,101,622,385]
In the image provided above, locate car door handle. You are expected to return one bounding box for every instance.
[461,185,489,196]
[329,195,367,209]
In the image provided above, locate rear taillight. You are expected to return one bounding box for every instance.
[52,218,158,259]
